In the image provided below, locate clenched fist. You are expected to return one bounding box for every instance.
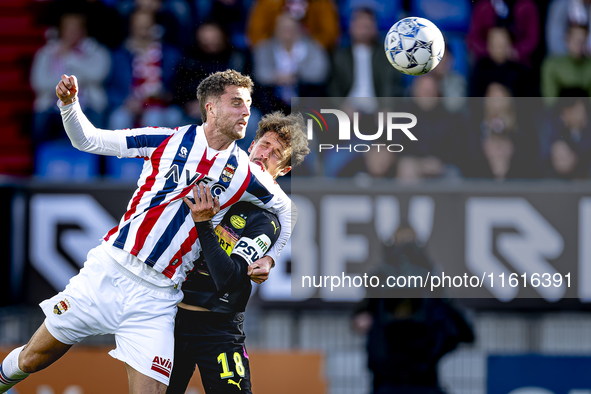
[56,74,78,105]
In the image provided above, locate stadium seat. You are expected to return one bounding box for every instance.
[411,0,472,33]
[104,155,145,182]
[0,15,45,38]
[35,140,100,181]
[446,33,470,78]
[0,67,27,90]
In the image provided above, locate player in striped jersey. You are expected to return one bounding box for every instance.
[0,70,297,394]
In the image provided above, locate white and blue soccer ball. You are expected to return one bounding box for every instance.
[384,17,445,76]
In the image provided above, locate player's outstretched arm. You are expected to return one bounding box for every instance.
[56,74,177,158]
[57,74,126,156]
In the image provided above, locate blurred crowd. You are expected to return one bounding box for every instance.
[28,0,591,181]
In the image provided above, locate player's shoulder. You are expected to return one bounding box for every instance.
[247,161,290,198]
[225,202,281,243]
[227,201,279,221]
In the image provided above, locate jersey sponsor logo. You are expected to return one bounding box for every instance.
[271,220,279,234]
[228,378,242,390]
[230,215,246,229]
[221,164,236,183]
[215,225,240,256]
[151,356,172,377]
[164,165,206,186]
[53,298,71,315]
[254,234,272,253]
[210,183,227,197]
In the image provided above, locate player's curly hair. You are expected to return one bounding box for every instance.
[255,112,310,168]
[197,70,254,122]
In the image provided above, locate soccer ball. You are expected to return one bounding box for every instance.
[384,17,445,76]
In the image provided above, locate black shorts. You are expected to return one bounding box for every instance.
[166,307,252,394]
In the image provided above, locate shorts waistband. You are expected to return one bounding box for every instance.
[104,257,180,296]
[178,307,244,323]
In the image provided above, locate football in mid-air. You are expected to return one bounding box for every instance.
[384,17,445,76]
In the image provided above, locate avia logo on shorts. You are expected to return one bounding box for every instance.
[53,298,71,315]
[151,356,172,377]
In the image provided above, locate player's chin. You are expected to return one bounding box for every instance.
[234,125,247,139]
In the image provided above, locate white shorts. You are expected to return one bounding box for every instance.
[40,245,184,385]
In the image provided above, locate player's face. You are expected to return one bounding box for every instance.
[212,86,252,141]
[248,131,291,179]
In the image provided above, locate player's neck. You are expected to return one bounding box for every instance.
[203,122,234,151]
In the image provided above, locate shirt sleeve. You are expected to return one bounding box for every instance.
[194,207,280,292]
[58,100,176,158]
[243,163,294,264]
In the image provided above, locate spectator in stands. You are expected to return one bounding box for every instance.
[542,23,591,106]
[353,224,474,394]
[467,0,540,66]
[174,22,251,122]
[173,22,259,151]
[470,26,536,97]
[397,75,463,182]
[197,0,250,48]
[539,89,591,179]
[40,0,126,49]
[30,12,111,144]
[546,0,591,56]
[253,13,329,112]
[247,0,341,50]
[431,45,468,113]
[464,82,538,180]
[328,7,403,113]
[338,147,399,181]
[107,9,183,130]
[116,0,193,48]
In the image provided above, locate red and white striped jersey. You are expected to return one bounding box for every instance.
[103,124,291,284]
[59,101,291,285]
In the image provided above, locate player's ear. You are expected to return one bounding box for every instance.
[205,101,215,119]
[279,165,291,176]
[248,140,255,154]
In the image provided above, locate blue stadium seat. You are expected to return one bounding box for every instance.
[35,140,99,181]
[105,156,145,182]
[410,0,472,33]
[445,33,470,78]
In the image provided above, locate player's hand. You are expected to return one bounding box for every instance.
[56,74,78,105]
[248,255,274,284]
[183,183,220,222]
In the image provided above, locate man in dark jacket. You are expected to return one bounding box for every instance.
[328,8,404,106]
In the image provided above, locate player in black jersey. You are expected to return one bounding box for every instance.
[166,112,310,394]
